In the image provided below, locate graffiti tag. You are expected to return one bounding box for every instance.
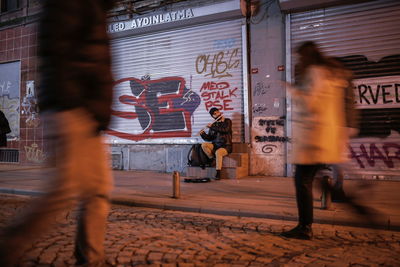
[253,82,269,97]
[25,143,46,163]
[356,83,400,105]
[200,81,237,111]
[195,48,240,79]
[0,80,11,95]
[254,117,289,154]
[349,142,400,169]
[252,104,267,115]
[262,144,277,154]
[108,76,200,141]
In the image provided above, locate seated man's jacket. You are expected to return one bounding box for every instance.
[200,118,232,153]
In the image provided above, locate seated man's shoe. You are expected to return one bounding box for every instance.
[214,170,221,180]
[280,224,313,240]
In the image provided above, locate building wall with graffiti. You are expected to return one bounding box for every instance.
[342,58,400,179]
[0,61,20,140]
[248,0,287,176]
[289,0,400,179]
[0,20,44,165]
[106,3,245,171]
[108,20,244,145]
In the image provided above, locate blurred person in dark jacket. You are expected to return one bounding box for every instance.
[0,0,115,266]
[0,110,11,147]
[200,107,232,180]
[281,41,353,240]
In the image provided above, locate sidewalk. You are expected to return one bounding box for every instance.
[0,165,399,230]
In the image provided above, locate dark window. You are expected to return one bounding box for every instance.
[1,0,20,13]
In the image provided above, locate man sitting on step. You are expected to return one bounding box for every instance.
[199,107,232,180]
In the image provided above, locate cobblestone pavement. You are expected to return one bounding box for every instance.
[1,194,399,267]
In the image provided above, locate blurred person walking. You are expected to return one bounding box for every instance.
[0,0,115,266]
[281,41,353,240]
[0,110,11,148]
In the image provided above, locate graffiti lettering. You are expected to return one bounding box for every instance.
[258,118,285,127]
[200,81,237,111]
[204,99,233,111]
[0,80,11,95]
[255,135,290,142]
[195,48,240,79]
[25,143,46,163]
[200,81,230,91]
[253,82,269,96]
[262,144,277,154]
[356,83,400,105]
[108,76,201,141]
[349,143,400,168]
[252,104,267,115]
[265,127,276,134]
[201,88,237,101]
[252,116,288,155]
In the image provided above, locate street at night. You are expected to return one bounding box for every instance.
[1,0,400,266]
[1,194,399,266]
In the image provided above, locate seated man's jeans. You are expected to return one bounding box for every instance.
[201,142,228,171]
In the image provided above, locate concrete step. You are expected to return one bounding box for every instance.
[232,143,250,153]
[222,153,247,168]
[186,153,249,179]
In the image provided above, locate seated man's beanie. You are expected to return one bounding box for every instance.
[209,107,219,117]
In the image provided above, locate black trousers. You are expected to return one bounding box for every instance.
[294,164,324,226]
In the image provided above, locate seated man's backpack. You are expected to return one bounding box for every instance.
[187,144,211,169]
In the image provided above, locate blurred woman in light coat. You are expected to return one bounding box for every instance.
[281,41,353,240]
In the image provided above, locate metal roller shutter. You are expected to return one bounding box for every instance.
[107,19,245,145]
[288,0,400,179]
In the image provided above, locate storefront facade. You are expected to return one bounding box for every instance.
[2,0,397,180]
[0,0,41,165]
[107,0,252,172]
[283,0,400,179]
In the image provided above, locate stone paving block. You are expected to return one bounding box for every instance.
[163,253,179,263]
[247,261,267,267]
[38,250,57,265]
[131,254,147,265]
[176,263,195,267]
[148,252,164,262]
[135,248,150,255]
[117,256,131,264]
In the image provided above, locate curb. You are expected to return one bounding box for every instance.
[1,188,397,231]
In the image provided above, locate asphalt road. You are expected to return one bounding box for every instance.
[1,194,399,266]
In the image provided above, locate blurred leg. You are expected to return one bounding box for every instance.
[56,109,112,265]
[0,110,86,266]
[281,164,321,240]
[73,135,112,265]
[294,164,321,226]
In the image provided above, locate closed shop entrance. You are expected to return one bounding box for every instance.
[287,0,400,179]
